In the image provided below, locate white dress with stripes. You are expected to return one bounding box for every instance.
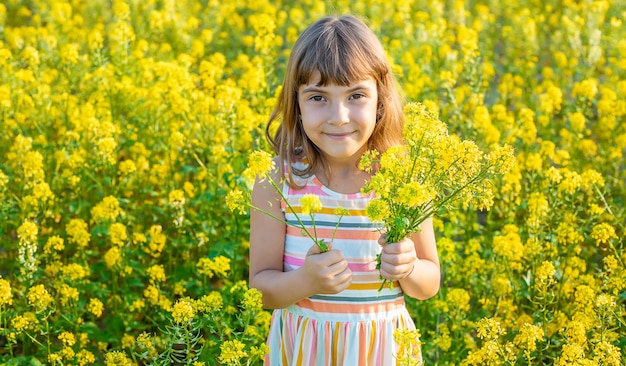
[264,162,419,365]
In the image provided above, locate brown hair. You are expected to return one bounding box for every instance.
[266,15,404,187]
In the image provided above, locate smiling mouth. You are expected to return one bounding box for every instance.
[325,132,354,139]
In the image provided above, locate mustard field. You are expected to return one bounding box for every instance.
[0,0,624,364]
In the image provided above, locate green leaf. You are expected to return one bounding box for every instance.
[5,357,44,366]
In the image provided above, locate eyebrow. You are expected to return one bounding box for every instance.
[300,84,372,94]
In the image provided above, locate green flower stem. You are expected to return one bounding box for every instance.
[261,174,328,252]
[332,213,346,242]
[241,174,329,252]
[406,133,426,181]
[594,185,625,268]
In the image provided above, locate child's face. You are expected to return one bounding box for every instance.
[298,71,378,164]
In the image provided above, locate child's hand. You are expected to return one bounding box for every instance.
[301,243,352,294]
[378,236,417,281]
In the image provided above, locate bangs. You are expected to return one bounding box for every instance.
[294,19,387,87]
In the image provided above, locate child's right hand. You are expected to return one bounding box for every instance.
[302,243,352,295]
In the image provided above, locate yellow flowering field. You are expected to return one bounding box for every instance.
[0,0,624,364]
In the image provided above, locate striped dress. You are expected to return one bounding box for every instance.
[265,162,419,366]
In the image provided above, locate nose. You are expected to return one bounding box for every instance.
[328,101,350,125]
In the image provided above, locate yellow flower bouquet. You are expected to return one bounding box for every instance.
[360,103,515,290]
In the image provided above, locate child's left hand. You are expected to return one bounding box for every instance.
[377,236,417,281]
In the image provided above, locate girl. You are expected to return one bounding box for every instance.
[249,15,440,365]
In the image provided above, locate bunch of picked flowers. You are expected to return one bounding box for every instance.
[360,102,515,290]
[227,150,344,252]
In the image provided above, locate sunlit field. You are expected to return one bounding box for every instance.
[0,0,624,364]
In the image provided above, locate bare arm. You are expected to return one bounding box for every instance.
[249,173,352,309]
[378,217,440,300]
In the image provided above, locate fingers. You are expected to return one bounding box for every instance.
[306,242,323,256]
[305,241,333,256]
[379,261,414,281]
[379,237,417,280]
[303,245,352,294]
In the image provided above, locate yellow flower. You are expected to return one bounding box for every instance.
[592,341,622,365]
[104,351,132,366]
[300,194,322,216]
[534,261,556,290]
[147,225,166,257]
[394,327,422,362]
[595,294,617,311]
[17,220,38,243]
[129,299,145,312]
[0,277,12,307]
[118,159,137,176]
[492,275,512,297]
[132,232,147,245]
[91,196,123,222]
[147,264,166,283]
[48,353,62,364]
[60,43,80,65]
[59,332,76,346]
[242,288,263,312]
[433,324,451,352]
[580,169,605,191]
[171,298,196,324]
[513,323,544,352]
[250,344,270,359]
[44,236,64,254]
[66,219,91,248]
[572,78,598,100]
[104,247,122,269]
[197,291,223,312]
[12,312,38,332]
[61,263,90,281]
[359,149,379,173]
[492,225,524,269]
[112,1,130,21]
[226,188,246,215]
[58,284,79,306]
[396,181,436,208]
[197,256,231,278]
[76,350,95,366]
[32,181,55,204]
[564,320,588,345]
[526,192,549,228]
[569,111,586,133]
[446,288,471,313]
[169,189,185,208]
[121,334,135,349]
[17,220,38,278]
[136,332,157,357]
[59,345,75,360]
[144,285,159,305]
[27,284,54,311]
[0,86,11,110]
[183,181,195,197]
[22,151,45,184]
[219,340,247,364]
[243,150,275,186]
[365,198,390,223]
[590,223,617,246]
[476,317,506,340]
[88,298,104,318]
[109,222,128,246]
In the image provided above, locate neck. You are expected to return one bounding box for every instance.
[315,159,371,194]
